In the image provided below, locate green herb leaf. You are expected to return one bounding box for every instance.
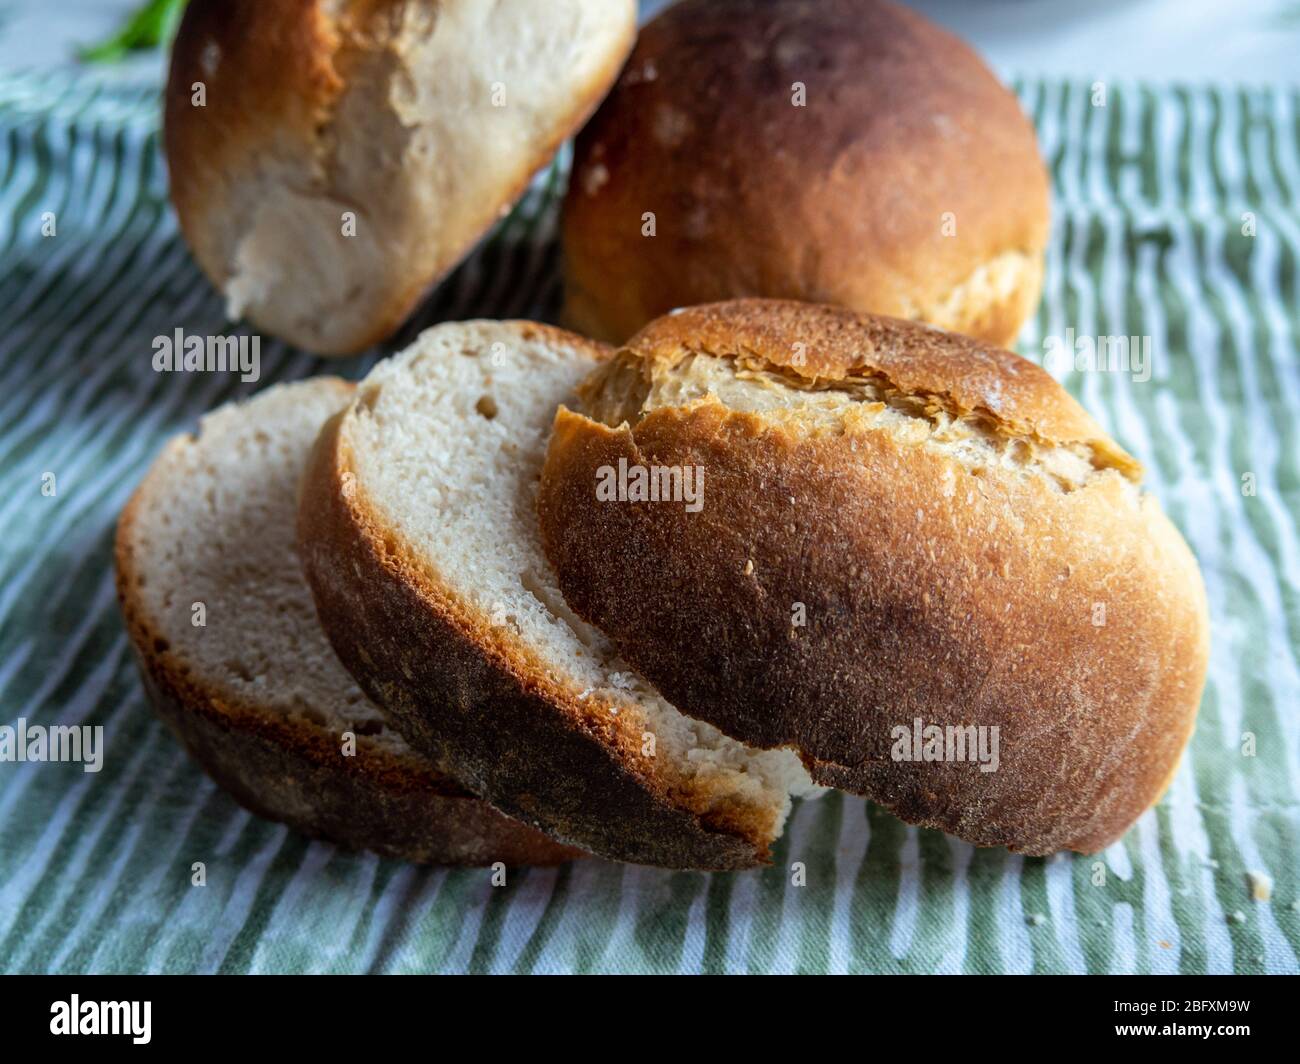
[78,0,188,64]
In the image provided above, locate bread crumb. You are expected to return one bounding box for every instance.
[1246,870,1272,902]
[743,559,754,576]
[1157,940,1172,949]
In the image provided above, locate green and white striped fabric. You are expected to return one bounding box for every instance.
[1,69,1297,975]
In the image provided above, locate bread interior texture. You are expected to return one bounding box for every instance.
[209,0,633,352]
[908,247,1041,334]
[346,324,822,839]
[578,347,1142,494]
[126,379,409,756]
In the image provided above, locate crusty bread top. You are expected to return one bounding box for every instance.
[165,0,637,354]
[586,300,1141,480]
[562,0,1050,345]
[538,299,1209,855]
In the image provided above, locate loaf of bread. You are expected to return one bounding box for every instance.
[537,300,1210,856]
[297,321,823,870]
[165,0,636,355]
[115,378,581,865]
[562,0,1050,346]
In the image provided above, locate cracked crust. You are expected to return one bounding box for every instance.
[562,0,1050,346]
[538,300,1210,855]
[581,299,1140,477]
[165,0,636,354]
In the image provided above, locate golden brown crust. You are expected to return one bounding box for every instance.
[164,0,343,312]
[623,300,1137,469]
[562,0,1050,347]
[538,300,1210,856]
[129,646,582,865]
[166,0,637,355]
[297,402,770,870]
[115,393,581,867]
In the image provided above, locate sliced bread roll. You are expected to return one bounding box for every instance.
[298,322,822,870]
[165,0,637,355]
[537,300,1211,856]
[115,378,580,865]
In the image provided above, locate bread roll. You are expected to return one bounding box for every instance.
[165,0,636,355]
[297,320,822,870]
[538,300,1210,856]
[116,378,580,865]
[562,0,1050,346]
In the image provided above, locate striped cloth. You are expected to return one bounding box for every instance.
[0,68,1297,975]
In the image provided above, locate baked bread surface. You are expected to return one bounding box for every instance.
[165,0,637,354]
[562,0,1050,346]
[538,300,1210,855]
[116,378,580,865]
[297,320,821,870]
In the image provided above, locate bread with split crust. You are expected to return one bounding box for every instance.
[537,300,1210,856]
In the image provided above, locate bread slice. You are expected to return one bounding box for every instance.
[538,300,1211,856]
[298,322,822,870]
[165,0,637,355]
[115,378,580,865]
